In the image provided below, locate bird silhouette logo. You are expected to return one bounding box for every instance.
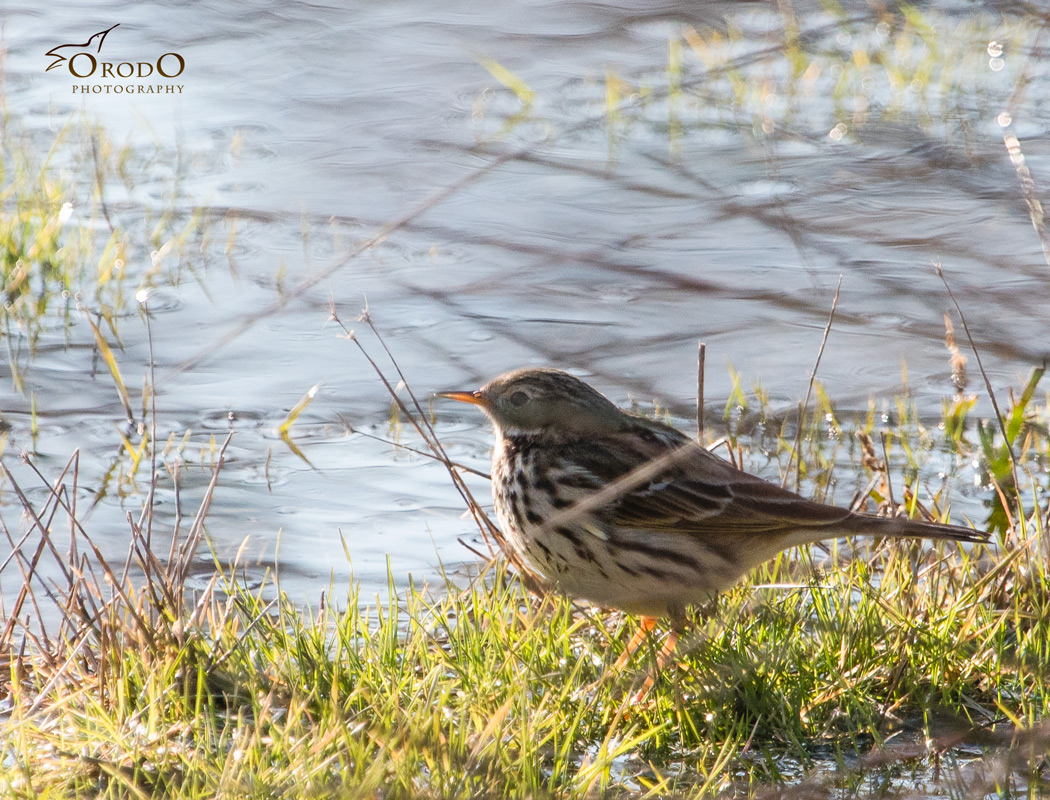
[45,24,120,72]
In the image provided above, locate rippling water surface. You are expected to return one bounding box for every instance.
[1,1,1048,613]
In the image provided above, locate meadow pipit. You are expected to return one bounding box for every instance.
[441,368,987,622]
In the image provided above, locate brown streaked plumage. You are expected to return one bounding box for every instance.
[440,367,988,620]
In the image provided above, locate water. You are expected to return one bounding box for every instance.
[1,1,1048,620]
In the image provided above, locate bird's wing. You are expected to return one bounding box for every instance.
[564,423,852,536]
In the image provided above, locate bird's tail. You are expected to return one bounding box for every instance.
[840,513,989,544]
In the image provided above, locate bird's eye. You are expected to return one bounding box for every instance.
[508,390,529,407]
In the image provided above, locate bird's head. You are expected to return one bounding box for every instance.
[439,368,625,438]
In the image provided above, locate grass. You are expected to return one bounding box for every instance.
[0,110,206,404]
[1,330,1048,798]
[475,3,1049,150]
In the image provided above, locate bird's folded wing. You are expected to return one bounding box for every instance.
[568,433,852,536]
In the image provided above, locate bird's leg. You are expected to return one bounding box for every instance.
[629,625,682,703]
[574,616,661,701]
[614,616,659,669]
[654,626,682,671]
[617,602,717,703]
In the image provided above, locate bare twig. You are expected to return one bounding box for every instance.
[1001,128,1050,270]
[996,12,1050,270]
[89,126,115,234]
[697,341,706,441]
[880,431,895,510]
[332,309,502,547]
[332,306,542,589]
[787,275,842,491]
[172,432,235,594]
[337,417,490,479]
[935,264,1019,490]
[142,292,159,548]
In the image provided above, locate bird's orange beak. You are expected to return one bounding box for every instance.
[437,390,488,407]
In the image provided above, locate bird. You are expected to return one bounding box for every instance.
[45,24,120,72]
[440,368,988,669]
